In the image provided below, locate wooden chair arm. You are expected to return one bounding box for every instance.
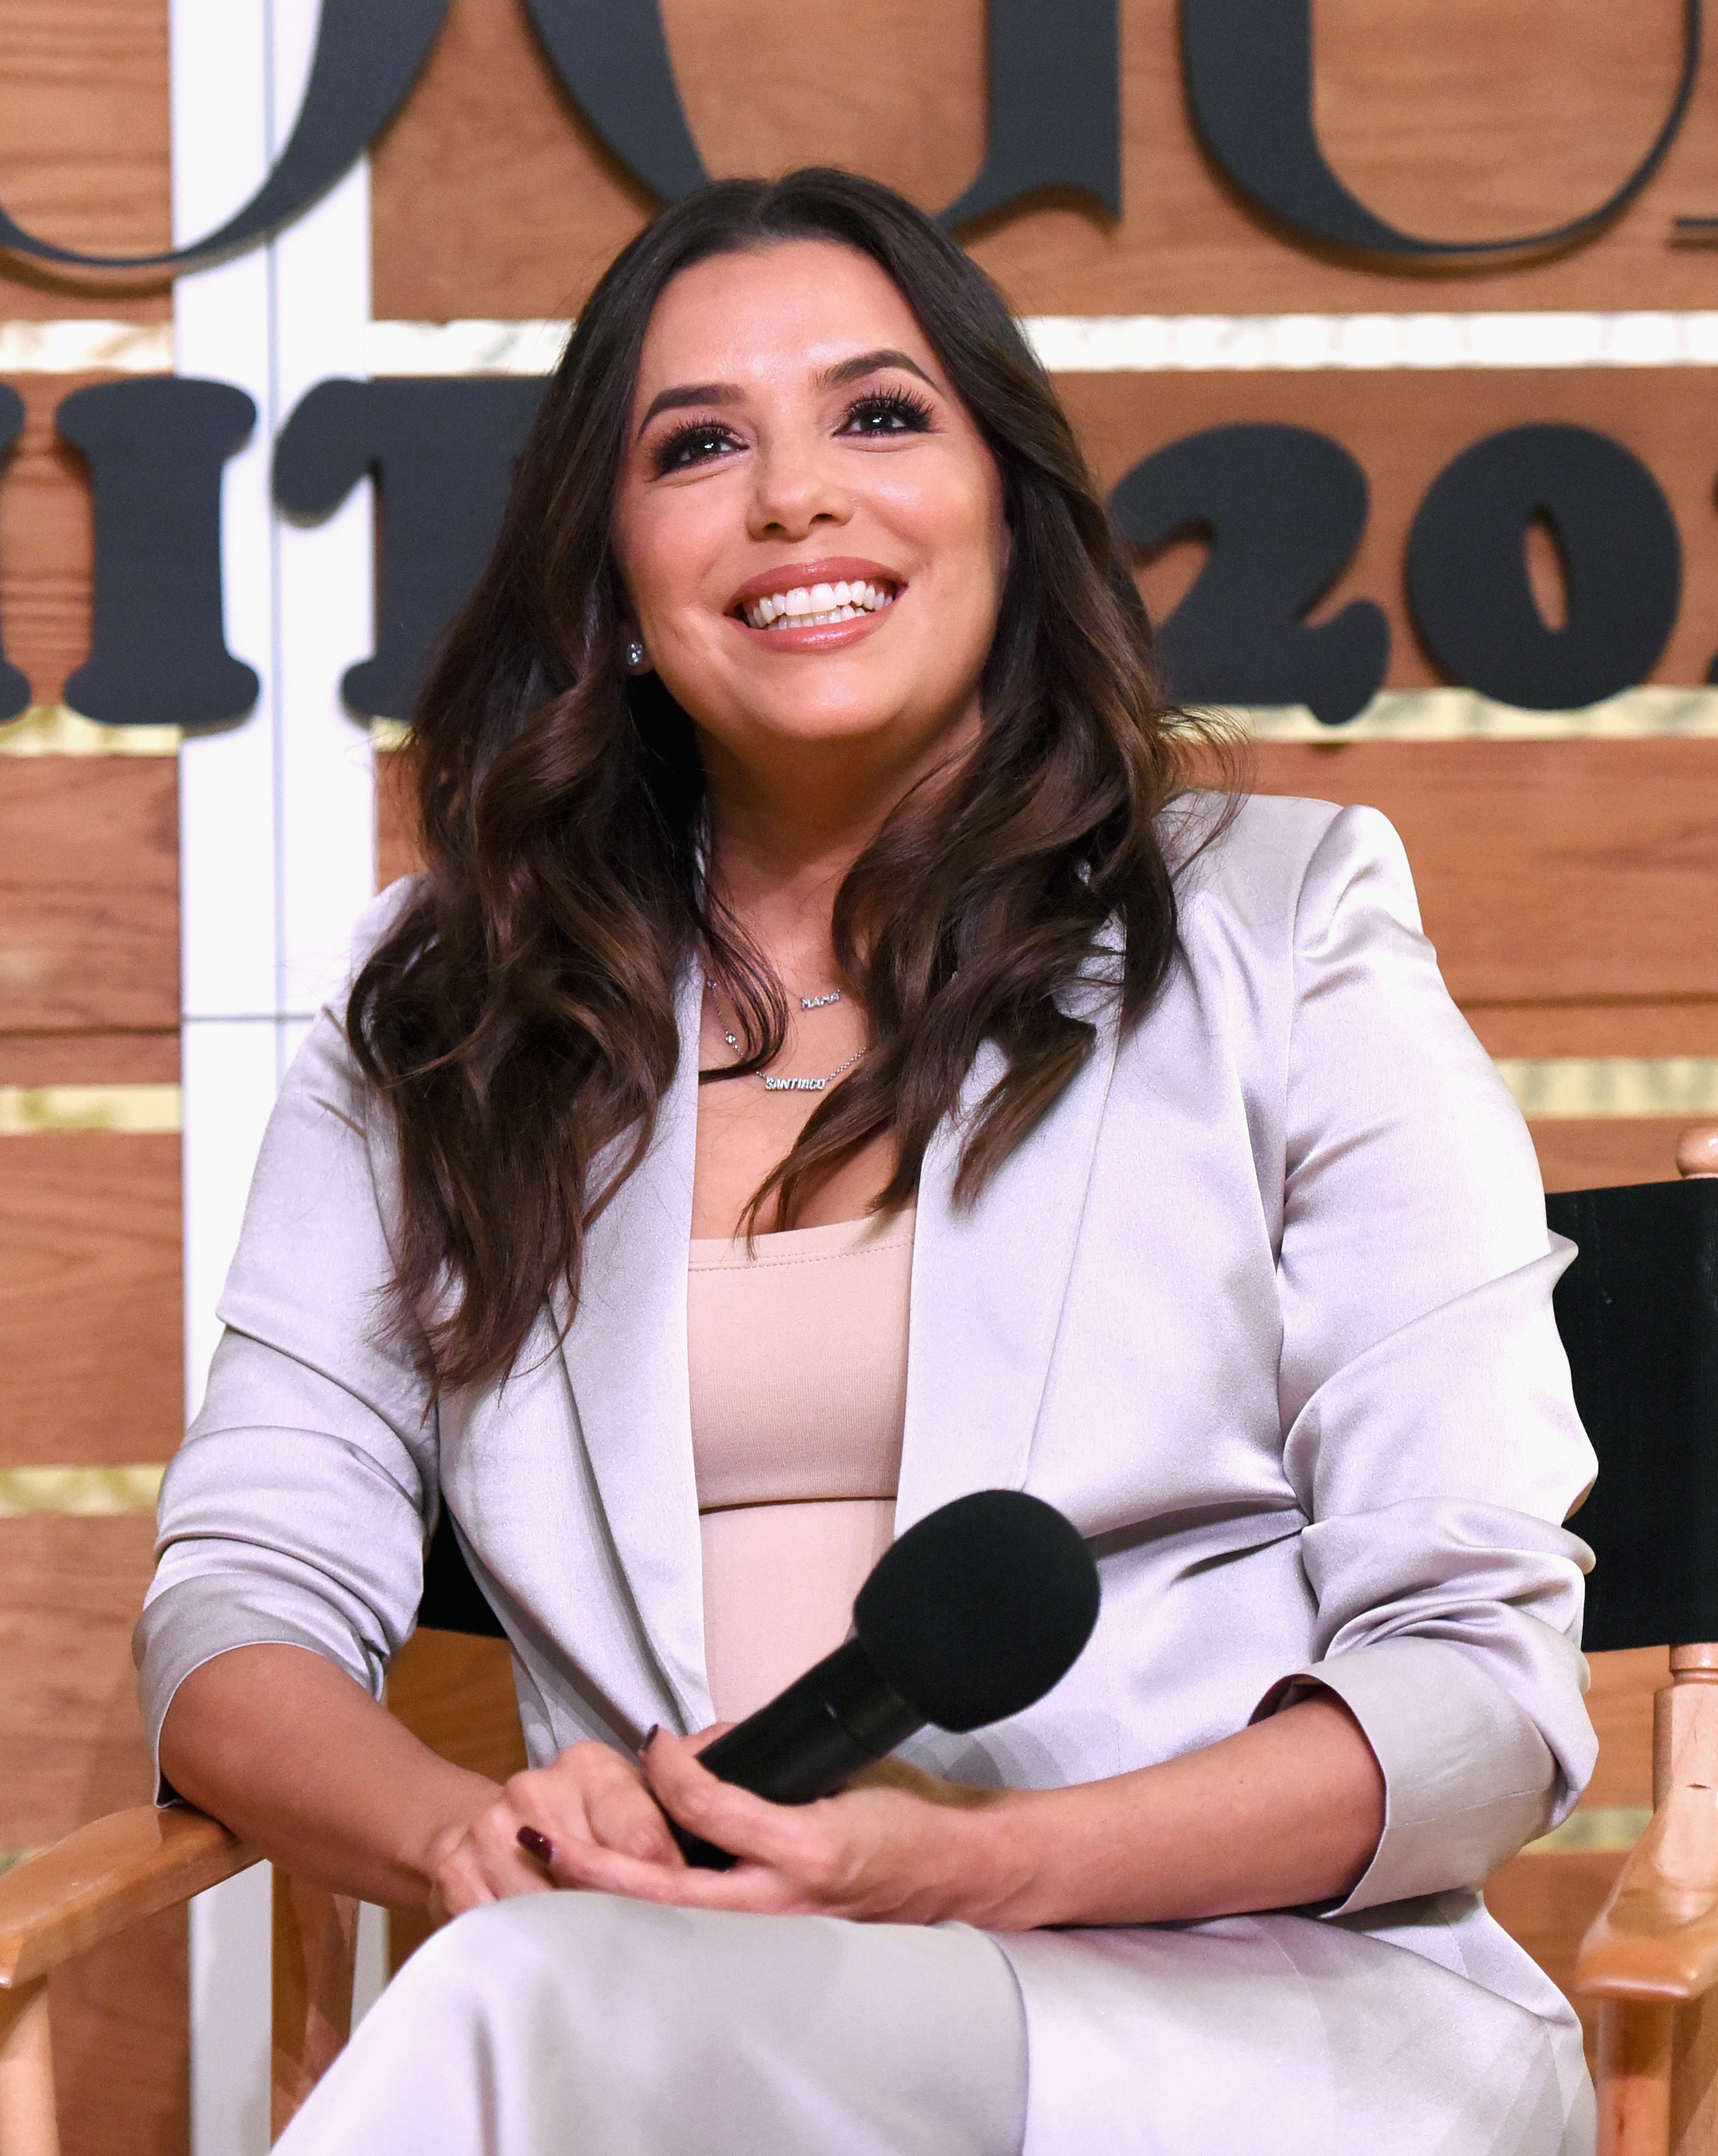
[0,1806,257,1990]
[1576,1784,1718,2002]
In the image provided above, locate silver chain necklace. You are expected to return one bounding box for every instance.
[704,980,866,1093]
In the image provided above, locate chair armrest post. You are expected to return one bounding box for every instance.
[1598,1999,1673,2156]
[271,1875,359,2142]
[0,1980,59,2156]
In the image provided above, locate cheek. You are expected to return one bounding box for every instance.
[617,496,735,643]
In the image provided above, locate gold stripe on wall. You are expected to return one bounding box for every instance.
[1522,1806,1652,1855]
[0,1085,183,1134]
[1500,1060,1718,1119]
[0,1072,1707,1137]
[0,704,180,757]
[1241,686,1718,742]
[0,1464,165,1517]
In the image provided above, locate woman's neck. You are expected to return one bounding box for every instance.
[699,703,979,980]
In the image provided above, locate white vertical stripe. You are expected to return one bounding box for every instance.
[188,1861,273,2156]
[173,0,377,2145]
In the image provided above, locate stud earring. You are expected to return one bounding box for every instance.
[624,637,647,671]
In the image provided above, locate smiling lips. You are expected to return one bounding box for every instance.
[728,560,903,645]
[746,578,895,630]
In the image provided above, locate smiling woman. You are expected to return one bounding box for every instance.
[137,171,1599,2156]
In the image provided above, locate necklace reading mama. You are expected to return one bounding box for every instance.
[704,981,866,1093]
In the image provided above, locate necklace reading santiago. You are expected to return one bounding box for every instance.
[704,980,865,1093]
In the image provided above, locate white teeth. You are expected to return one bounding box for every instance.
[742,581,897,629]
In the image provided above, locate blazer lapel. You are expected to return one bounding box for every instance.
[898,975,1122,1532]
[559,968,712,1729]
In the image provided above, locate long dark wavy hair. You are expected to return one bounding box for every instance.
[348,167,1222,1392]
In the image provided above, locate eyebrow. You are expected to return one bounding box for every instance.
[637,347,937,434]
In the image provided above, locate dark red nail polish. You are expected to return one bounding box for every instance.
[642,1724,661,1750]
[517,1825,555,1864]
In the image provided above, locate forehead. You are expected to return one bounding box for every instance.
[632,240,935,400]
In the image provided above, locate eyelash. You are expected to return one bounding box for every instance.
[649,387,936,476]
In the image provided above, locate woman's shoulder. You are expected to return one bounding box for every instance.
[1163,788,1417,939]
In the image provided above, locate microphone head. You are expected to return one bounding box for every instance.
[852,1489,1100,1734]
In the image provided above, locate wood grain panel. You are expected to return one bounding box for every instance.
[384,1629,527,1972]
[0,757,178,1032]
[1248,741,1718,1009]
[1470,1006,1718,1060]
[0,1515,157,1846]
[371,0,649,324]
[1488,1650,1664,2064]
[386,1630,528,1788]
[371,0,1718,322]
[1486,1849,1620,2065]
[49,1906,187,2156]
[0,376,99,711]
[0,1511,183,2152]
[0,1033,177,1086]
[969,0,1718,317]
[0,1131,181,1465]
[1529,1116,1696,1193]
[0,0,171,319]
[1055,369,1718,695]
[376,748,424,893]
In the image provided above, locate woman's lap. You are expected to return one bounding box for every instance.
[273,1892,1030,2156]
[274,1891,1591,2156]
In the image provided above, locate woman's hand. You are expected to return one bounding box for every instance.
[424,1739,692,1921]
[527,1732,1028,1928]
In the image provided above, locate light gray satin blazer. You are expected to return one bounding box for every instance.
[139,794,1599,2153]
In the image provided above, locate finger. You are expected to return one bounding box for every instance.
[432,1832,550,1920]
[643,1731,837,1880]
[585,1775,684,1865]
[512,1750,679,1867]
[541,1829,813,1915]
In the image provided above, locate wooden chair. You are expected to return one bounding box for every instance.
[0,1512,508,2153]
[1559,1121,1718,2155]
[5,1127,1717,2152]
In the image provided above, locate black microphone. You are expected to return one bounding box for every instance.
[669,1488,1100,1870]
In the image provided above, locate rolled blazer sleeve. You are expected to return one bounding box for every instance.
[134,886,437,1786]
[1252,805,1597,1914]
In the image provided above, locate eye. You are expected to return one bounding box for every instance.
[841,388,935,438]
[651,420,741,476]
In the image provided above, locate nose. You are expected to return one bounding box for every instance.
[746,424,853,542]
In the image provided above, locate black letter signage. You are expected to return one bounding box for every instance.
[941,0,1120,226]
[0,0,450,270]
[1110,424,1388,727]
[1406,424,1681,711]
[274,376,546,722]
[0,387,29,722]
[58,378,260,727]
[1180,0,1699,263]
[522,0,709,204]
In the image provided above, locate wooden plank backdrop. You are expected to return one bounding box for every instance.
[4,0,1718,2144]
[371,0,1718,319]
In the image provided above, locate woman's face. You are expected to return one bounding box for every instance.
[612,240,1009,795]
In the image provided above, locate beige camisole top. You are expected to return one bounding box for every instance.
[687,1209,914,1724]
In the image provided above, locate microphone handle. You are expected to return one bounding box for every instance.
[669,1636,923,1870]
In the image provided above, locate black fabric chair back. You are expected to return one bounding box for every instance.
[417,1507,508,1638]
[1548,1177,1718,1651]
